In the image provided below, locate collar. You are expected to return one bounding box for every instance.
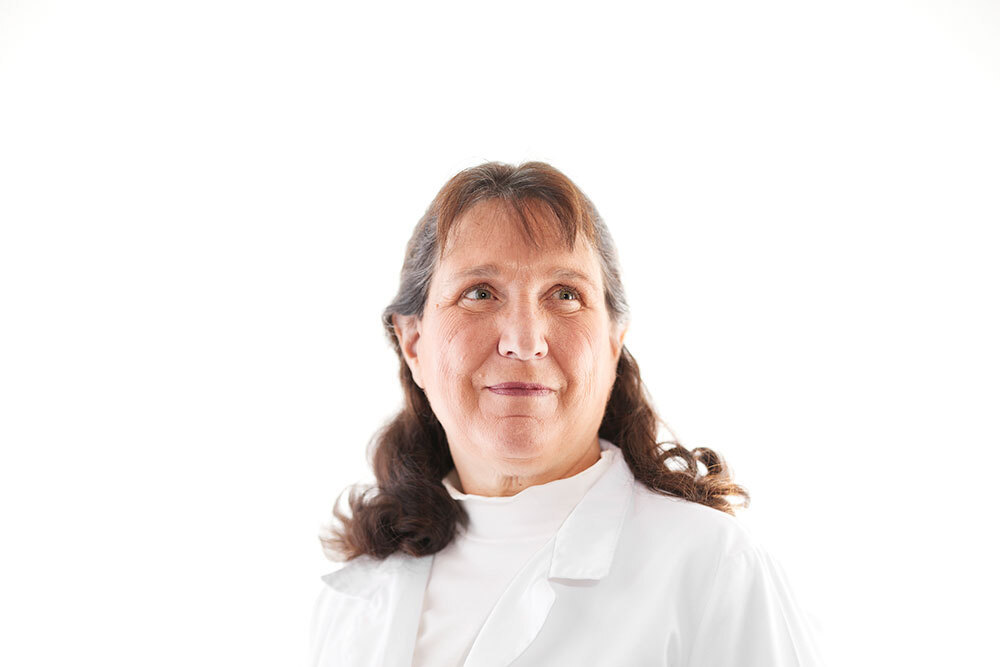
[548,440,635,580]
[440,439,618,540]
[322,440,637,596]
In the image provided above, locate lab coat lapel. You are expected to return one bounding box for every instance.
[461,448,637,667]
[321,552,433,667]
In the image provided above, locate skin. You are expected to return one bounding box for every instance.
[392,199,627,497]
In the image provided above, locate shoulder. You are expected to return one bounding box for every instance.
[317,552,401,600]
[312,556,377,624]
[621,485,826,663]
[626,482,760,562]
[310,554,394,662]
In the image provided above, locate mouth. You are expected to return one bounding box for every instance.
[485,382,555,397]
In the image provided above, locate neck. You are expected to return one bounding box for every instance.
[450,436,602,497]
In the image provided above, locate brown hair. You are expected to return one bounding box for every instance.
[321,161,749,561]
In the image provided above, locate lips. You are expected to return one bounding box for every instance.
[486,382,554,396]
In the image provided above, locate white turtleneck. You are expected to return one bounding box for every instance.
[410,439,619,667]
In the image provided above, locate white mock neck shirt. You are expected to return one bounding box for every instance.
[410,439,618,667]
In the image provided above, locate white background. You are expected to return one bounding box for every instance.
[2,1,998,665]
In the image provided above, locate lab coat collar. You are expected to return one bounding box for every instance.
[323,443,635,593]
[548,441,635,579]
[320,550,412,601]
[320,442,637,666]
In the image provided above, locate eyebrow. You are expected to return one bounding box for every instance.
[444,263,598,290]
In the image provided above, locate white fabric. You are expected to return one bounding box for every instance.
[311,441,825,666]
[412,439,617,667]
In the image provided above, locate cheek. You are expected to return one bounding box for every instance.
[552,322,602,383]
[553,319,618,400]
[430,314,495,385]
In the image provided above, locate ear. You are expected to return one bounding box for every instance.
[612,321,628,361]
[392,313,424,389]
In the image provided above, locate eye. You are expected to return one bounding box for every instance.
[462,284,495,301]
[553,286,580,301]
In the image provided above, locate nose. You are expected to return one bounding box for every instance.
[498,301,548,361]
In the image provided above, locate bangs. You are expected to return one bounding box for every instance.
[430,162,598,255]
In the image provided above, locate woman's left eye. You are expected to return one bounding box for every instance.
[553,287,580,301]
[463,285,494,300]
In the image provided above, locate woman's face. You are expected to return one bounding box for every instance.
[393,199,626,496]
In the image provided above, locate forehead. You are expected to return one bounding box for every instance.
[438,199,601,280]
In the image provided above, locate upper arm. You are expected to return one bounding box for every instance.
[685,546,825,667]
[309,585,334,665]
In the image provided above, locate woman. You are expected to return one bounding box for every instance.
[311,161,822,666]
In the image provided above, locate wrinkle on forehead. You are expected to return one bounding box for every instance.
[440,198,579,261]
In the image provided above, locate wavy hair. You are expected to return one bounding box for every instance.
[321,161,749,561]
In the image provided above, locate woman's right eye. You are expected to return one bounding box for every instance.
[463,285,494,300]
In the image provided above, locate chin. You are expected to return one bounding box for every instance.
[481,420,550,461]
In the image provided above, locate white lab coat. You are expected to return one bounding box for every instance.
[311,444,824,666]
